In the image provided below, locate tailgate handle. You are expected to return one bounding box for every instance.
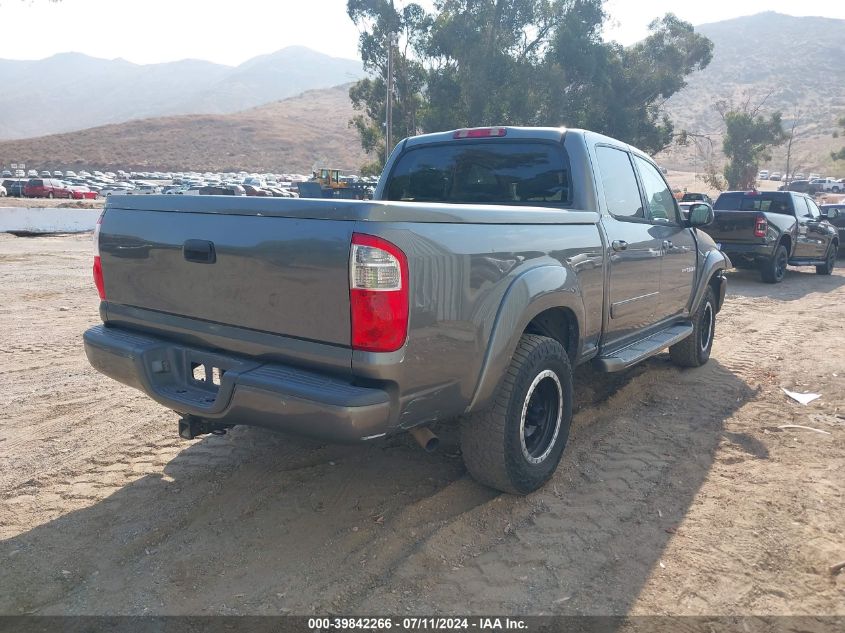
[183,240,216,264]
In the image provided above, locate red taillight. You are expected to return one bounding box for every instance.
[349,233,409,353]
[453,127,507,139]
[93,256,106,300]
[93,211,106,299]
[754,214,767,238]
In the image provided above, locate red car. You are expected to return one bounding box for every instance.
[70,186,99,200]
[24,178,74,199]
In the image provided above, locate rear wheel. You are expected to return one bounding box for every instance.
[670,286,716,368]
[816,244,836,275]
[460,334,573,495]
[760,244,788,283]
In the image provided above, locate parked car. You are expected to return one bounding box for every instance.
[758,170,770,180]
[705,190,839,282]
[1,170,12,178]
[23,178,74,199]
[53,170,64,178]
[69,186,99,200]
[84,126,729,495]
[769,172,782,181]
[242,184,272,197]
[820,204,845,253]
[101,186,134,197]
[810,177,842,193]
[2,179,27,197]
[781,179,813,194]
[131,184,163,195]
[681,192,713,205]
[198,185,246,196]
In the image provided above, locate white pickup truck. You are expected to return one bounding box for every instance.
[811,178,843,193]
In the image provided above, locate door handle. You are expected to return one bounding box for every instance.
[611,240,628,252]
[183,239,216,264]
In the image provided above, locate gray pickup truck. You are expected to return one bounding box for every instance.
[705,190,839,283]
[84,127,728,494]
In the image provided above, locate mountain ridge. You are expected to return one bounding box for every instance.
[0,46,364,140]
[0,84,368,174]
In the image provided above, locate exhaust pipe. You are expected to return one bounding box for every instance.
[409,426,439,453]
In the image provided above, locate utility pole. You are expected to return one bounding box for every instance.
[385,31,394,161]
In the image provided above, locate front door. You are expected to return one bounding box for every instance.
[593,145,663,347]
[632,155,697,318]
[803,197,831,258]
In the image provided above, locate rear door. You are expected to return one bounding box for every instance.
[802,197,832,258]
[792,195,820,258]
[593,145,663,345]
[632,155,697,319]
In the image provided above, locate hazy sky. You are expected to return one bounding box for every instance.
[0,0,843,65]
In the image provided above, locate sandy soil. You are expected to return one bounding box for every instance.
[0,232,843,616]
[0,197,103,209]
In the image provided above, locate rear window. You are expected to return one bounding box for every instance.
[385,141,572,207]
[714,192,793,215]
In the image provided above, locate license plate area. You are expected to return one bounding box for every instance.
[141,345,258,413]
[190,360,225,392]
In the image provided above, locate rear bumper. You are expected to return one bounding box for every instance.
[83,325,393,443]
[720,242,773,262]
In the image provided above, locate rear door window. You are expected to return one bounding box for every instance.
[714,193,793,214]
[385,141,572,207]
[633,155,679,223]
[594,146,643,219]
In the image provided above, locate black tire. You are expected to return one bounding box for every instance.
[760,244,788,283]
[460,334,573,495]
[816,244,836,275]
[670,285,716,368]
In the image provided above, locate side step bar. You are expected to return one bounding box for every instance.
[596,323,693,373]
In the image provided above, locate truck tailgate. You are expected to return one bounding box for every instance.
[706,210,763,243]
[98,205,353,347]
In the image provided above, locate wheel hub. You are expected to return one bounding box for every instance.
[520,370,563,464]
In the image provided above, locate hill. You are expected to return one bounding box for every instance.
[0,85,369,174]
[660,12,845,176]
[0,47,364,140]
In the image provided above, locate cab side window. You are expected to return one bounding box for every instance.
[594,146,644,219]
[633,155,679,223]
[805,198,821,219]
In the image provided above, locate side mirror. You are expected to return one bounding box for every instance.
[688,203,714,227]
[822,208,840,220]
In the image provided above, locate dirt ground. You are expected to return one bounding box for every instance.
[0,197,103,209]
[0,232,843,616]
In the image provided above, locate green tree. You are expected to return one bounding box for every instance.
[347,0,713,170]
[543,12,712,153]
[347,0,430,168]
[832,116,845,161]
[717,100,786,189]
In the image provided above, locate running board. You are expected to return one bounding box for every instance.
[596,323,693,372]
